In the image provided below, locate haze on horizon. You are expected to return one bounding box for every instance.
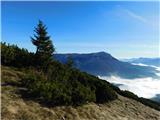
[2,1,159,59]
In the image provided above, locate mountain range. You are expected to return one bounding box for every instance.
[55,52,159,79]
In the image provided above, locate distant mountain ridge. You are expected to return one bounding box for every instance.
[123,58,160,67]
[55,52,159,79]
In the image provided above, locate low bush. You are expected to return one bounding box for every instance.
[1,42,35,68]
[95,81,117,103]
[119,90,138,100]
[21,63,117,106]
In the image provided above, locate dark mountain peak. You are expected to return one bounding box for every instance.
[94,51,107,54]
[88,51,112,58]
[92,51,110,55]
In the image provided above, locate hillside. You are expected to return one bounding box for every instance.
[2,66,160,120]
[55,52,159,79]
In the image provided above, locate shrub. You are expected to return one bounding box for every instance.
[71,81,96,105]
[22,70,96,106]
[21,64,118,106]
[1,42,35,67]
[95,81,117,103]
[119,90,138,100]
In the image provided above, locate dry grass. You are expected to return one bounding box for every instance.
[1,66,160,120]
[1,66,25,84]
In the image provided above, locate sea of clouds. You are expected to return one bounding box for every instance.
[99,63,160,99]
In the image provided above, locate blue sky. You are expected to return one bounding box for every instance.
[2,1,159,58]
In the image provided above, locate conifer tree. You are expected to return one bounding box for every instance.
[66,55,74,68]
[31,20,55,68]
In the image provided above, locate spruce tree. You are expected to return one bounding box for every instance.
[31,20,55,68]
[66,55,74,68]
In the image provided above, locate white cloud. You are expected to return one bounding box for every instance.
[115,5,157,28]
[121,7,148,24]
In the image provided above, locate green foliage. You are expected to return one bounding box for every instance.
[95,81,117,103]
[31,20,55,68]
[1,42,35,67]
[119,90,138,100]
[71,81,96,105]
[65,56,74,68]
[22,70,95,106]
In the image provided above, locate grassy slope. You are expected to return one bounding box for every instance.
[2,66,160,120]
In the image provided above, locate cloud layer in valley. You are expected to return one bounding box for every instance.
[100,76,160,99]
[99,64,160,100]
